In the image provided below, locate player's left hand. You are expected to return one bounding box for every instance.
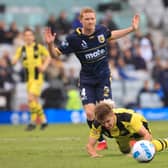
[91,153,103,158]
[131,14,140,31]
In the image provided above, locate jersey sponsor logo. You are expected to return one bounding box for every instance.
[85,48,105,60]
[97,34,105,43]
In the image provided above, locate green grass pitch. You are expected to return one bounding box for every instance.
[0,121,168,168]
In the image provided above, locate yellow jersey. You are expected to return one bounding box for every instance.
[90,108,150,140]
[14,42,50,82]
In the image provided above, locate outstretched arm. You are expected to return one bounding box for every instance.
[111,14,140,40]
[12,48,22,65]
[86,137,102,158]
[138,126,153,141]
[44,27,61,58]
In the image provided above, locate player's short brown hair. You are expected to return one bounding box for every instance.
[79,7,96,20]
[95,103,113,123]
[23,27,34,34]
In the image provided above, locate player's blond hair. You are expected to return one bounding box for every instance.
[79,7,96,20]
[95,102,114,123]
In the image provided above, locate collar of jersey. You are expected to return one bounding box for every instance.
[25,42,36,47]
[75,27,95,37]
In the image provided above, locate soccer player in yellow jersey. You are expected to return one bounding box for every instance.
[12,28,51,131]
[86,100,168,157]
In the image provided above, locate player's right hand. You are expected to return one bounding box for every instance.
[44,27,56,44]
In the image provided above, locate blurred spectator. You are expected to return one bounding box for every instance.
[122,48,135,70]
[117,57,137,80]
[140,37,153,63]
[131,30,142,46]
[57,10,71,35]
[132,45,147,70]
[156,38,168,60]
[66,67,78,88]
[41,79,67,109]
[162,0,168,7]
[0,58,14,88]
[2,51,13,71]
[108,58,120,80]
[0,21,6,44]
[5,22,19,45]
[45,58,64,81]
[152,82,164,103]
[136,80,151,107]
[99,10,118,30]
[34,25,44,44]
[45,14,58,34]
[71,12,82,29]
[108,40,121,65]
[151,57,163,82]
[158,61,168,106]
[145,32,155,56]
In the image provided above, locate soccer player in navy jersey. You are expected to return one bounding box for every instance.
[44,7,140,150]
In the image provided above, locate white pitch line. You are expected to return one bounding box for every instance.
[0,137,81,142]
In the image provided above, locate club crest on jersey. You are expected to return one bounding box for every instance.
[61,40,69,48]
[97,34,105,43]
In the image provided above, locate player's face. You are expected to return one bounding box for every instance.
[101,113,115,129]
[80,12,96,31]
[24,31,35,45]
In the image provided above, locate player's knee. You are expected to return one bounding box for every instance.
[86,111,94,120]
[120,148,131,154]
[28,94,37,104]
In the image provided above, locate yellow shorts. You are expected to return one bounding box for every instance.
[115,135,142,154]
[27,80,43,96]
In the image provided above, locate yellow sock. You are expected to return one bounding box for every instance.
[152,138,168,152]
[36,103,47,123]
[29,101,38,123]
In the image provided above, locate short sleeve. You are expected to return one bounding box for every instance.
[13,47,22,61]
[129,113,144,133]
[103,26,112,39]
[57,36,74,55]
[89,124,102,139]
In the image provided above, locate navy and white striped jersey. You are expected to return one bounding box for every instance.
[58,25,112,83]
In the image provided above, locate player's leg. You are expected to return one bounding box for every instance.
[26,92,37,131]
[79,83,96,128]
[27,81,48,130]
[96,77,112,150]
[152,138,168,152]
[115,137,131,154]
[84,103,96,127]
[32,82,48,130]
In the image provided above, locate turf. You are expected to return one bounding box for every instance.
[0,121,167,168]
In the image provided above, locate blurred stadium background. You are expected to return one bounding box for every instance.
[0,0,168,125]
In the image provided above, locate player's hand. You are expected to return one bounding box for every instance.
[38,66,45,73]
[131,14,140,31]
[90,153,103,158]
[44,27,56,44]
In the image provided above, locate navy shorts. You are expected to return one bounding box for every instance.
[79,77,112,105]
